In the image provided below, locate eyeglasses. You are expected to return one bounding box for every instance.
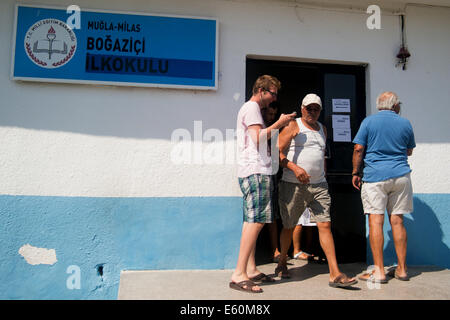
[264,89,278,98]
[305,106,321,112]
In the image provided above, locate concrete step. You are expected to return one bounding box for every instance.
[118,259,450,300]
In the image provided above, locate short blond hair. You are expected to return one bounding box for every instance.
[252,75,281,94]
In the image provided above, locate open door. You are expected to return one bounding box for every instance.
[247,57,366,263]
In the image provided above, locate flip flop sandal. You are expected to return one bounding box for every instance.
[358,272,388,284]
[387,268,410,281]
[395,272,410,281]
[274,265,291,278]
[249,273,275,283]
[329,273,358,288]
[293,251,313,261]
[229,280,263,293]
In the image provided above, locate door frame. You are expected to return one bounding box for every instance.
[247,57,367,263]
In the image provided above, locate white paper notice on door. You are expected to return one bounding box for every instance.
[333,128,352,142]
[332,114,350,129]
[332,99,351,113]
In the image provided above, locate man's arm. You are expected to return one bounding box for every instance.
[278,121,295,168]
[278,121,311,184]
[262,112,296,140]
[248,112,296,148]
[352,144,365,190]
[248,124,263,148]
[406,121,415,157]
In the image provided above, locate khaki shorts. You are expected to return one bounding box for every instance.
[361,173,413,215]
[278,180,331,229]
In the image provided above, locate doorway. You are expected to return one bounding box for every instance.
[247,57,367,264]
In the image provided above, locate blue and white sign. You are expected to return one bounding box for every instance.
[11,5,218,90]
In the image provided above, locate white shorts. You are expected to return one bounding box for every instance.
[361,173,413,215]
[297,208,317,226]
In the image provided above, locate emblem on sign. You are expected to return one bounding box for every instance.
[24,19,77,68]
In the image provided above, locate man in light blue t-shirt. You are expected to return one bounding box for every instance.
[352,91,415,284]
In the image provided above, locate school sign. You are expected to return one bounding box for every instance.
[11,5,218,89]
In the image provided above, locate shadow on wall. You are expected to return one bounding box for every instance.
[369,197,450,269]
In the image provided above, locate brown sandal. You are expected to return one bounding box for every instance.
[229,280,263,293]
[249,273,275,283]
[329,273,358,288]
[275,265,291,278]
[387,268,410,281]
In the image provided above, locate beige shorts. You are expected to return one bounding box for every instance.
[278,180,331,229]
[361,173,413,215]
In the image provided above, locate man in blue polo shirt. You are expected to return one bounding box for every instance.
[352,91,415,283]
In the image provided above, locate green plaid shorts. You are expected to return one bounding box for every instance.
[238,174,273,223]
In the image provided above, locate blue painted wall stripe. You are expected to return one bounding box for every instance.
[366,194,450,268]
[1,193,448,299]
[0,195,242,299]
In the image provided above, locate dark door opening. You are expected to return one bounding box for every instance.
[247,57,367,264]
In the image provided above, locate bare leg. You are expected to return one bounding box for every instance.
[268,221,281,260]
[277,227,294,267]
[389,214,408,277]
[316,222,342,280]
[368,214,386,279]
[292,224,303,255]
[231,222,265,291]
[246,229,262,278]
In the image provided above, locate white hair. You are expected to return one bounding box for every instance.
[376,92,400,110]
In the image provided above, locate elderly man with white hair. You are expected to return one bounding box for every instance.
[352,91,416,283]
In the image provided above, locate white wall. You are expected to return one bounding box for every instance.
[1,0,449,197]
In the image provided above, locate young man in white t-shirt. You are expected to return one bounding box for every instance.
[229,75,295,293]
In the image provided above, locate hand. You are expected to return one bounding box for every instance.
[293,165,311,184]
[277,112,296,128]
[352,175,362,190]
